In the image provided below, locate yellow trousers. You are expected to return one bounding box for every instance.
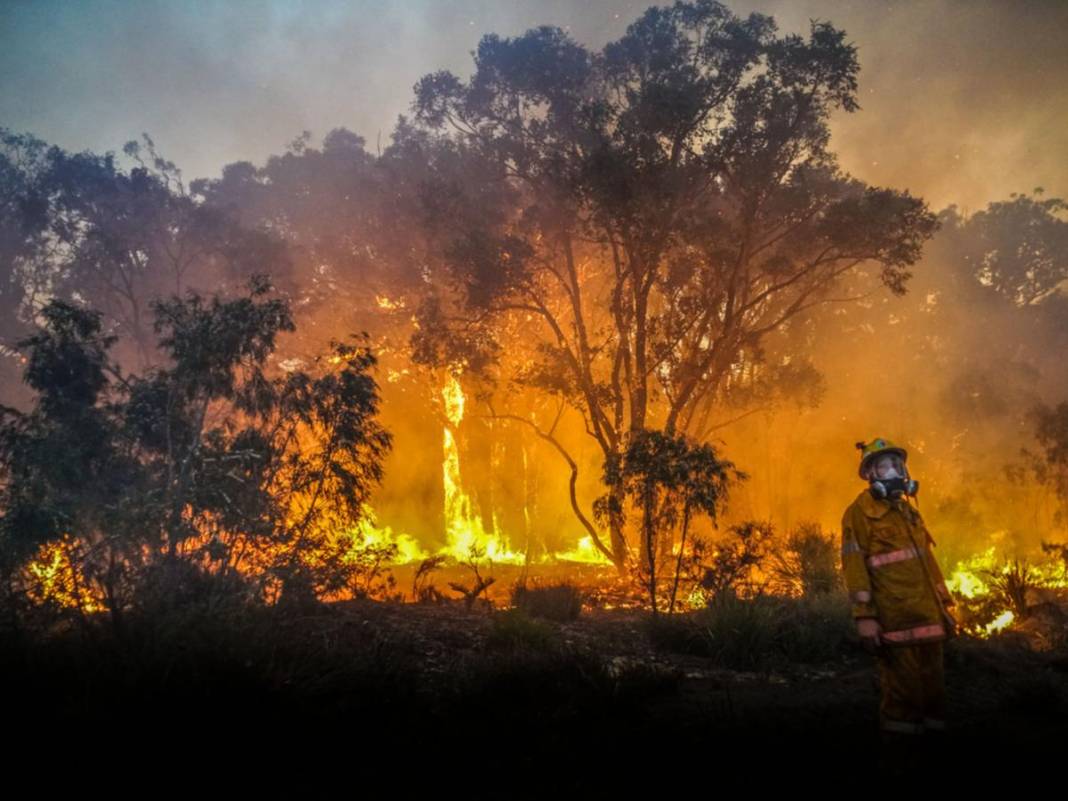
[876,641,946,734]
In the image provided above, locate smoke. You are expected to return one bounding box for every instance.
[4,0,1067,564]
[2,0,1065,211]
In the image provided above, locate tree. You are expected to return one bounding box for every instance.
[0,128,55,410]
[1022,401,1068,532]
[768,521,842,597]
[957,190,1068,308]
[195,124,521,550]
[0,276,392,631]
[1,131,293,373]
[803,191,1068,553]
[596,428,745,613]
[408,0,940,568]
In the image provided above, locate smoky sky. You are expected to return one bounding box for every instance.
[2,0,1066,214]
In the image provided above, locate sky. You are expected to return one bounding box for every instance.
[2,0,1066,216]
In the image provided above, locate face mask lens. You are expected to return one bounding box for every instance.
[873,455,902,480]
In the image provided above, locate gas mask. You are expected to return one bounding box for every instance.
[867,453,919,500]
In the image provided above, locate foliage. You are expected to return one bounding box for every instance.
[596,427,745,613]
[1024,401,1068,528]
[447,544,497,610]
[412,554,449,604]
[981,558,1048,619]
[676,520,776,606]
[955,192,1068,308]
[0,128,292,378]
[646,592,854,670]
[768,521,844,597]
[487,608,559,652]
[408,0,940,568]
[0,276,393,630]
[510,580,584,621]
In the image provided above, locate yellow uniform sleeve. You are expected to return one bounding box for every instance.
[921,527,955,609]
[841,504,878,619]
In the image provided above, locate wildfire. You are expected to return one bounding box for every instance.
[440,372,526,564]
[24,352,1062,626]
[375,295,404,311]
[945,542,1068,638]
[25,536,105,614]
[554,536,613,565]
[351,509,428,564]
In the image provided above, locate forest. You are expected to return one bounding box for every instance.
[1,0,1066,786]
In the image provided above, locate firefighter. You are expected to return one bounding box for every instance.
[840,438,958,756]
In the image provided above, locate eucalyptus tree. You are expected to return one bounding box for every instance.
[408,0,940,568]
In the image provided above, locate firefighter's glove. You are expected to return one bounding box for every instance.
[856,617,882,654]
[942,606,960,639]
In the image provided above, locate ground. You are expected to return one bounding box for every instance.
[4,597,1065,791]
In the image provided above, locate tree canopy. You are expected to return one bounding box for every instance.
[0,276,392,628]
[405,0,940,565]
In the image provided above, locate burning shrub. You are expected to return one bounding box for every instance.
[768,521,844,598]
[0,277,393,632]
[686,521,776,606]
[1041,540,1068,576]
[510,580,583,621]
[948,547,1068,638]
[596,429,746,615]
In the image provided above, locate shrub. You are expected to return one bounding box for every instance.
[768,521,844,597]
[487,609,559,652]
[648,593,854,671]
[510,580,584,622]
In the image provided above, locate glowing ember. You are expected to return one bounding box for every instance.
[984,610,1015,635]
[376,295,404,310]
[25,536,105,614]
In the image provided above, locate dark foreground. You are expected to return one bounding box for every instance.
[3,598,1065,791]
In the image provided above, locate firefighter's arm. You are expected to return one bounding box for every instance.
[921,526,955,608]
[841,505,878,620]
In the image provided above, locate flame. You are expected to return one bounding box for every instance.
[350,507,428,564]
[376,295,404,311]
[946,546,999,599]
[946,542,1068,638]
[440,372,526,564]
[984,610,1015,635]
[555,535,612,565]
[25,536,105,613]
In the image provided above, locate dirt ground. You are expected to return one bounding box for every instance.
[5,597,1065,791]
[301,600,1068,787]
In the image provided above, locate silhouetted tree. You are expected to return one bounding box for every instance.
[409,0,940,568]
[0,128,55,409]
[0,130,292,374]
[596,427,745,613]
[0,276,392,631]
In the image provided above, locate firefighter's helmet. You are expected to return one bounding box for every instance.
[855,437,908,480]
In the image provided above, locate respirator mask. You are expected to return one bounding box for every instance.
[867,453,919,500]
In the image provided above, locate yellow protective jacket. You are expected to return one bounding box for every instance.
[840,489,956,645]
